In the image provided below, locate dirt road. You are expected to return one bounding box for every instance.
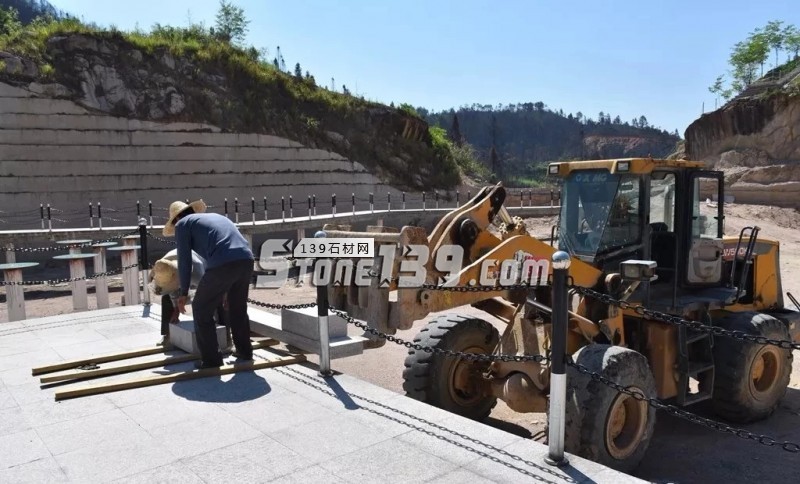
[3,203,799,482]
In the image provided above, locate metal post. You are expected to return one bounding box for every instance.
[529,190,533,207]
[369,192,374,213]
[315,230,332,377]
[422,192,426,211]
[520,191,523,208]
[138,219,150,305]
[435,192,439,209]
[289,195,293,218]
[40,204,45,230]
[136,200,141,220]
[281,197,285,221]
[264,196,268,221]
[149,200,153,228]
[235,197,239,224]
[332,194,336,216]
[387,192,391,212]
[402,192,406,210]
[225,198,229,218]
[313,194,317,216]
[546,250,571,467]
[550,189,554,207]
[97,203,103,230]
[308,195,312,219]
[352,193,355,215]
[251,197,256,225]
[456,191,460,207]
[47,204,52,231]
[89,203,94,228]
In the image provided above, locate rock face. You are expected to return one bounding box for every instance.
[684,78,800,207]
[2,33,456,192]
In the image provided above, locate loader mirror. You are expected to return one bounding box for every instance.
[620,260,658,282]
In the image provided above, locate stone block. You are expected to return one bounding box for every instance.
[281,306,348,339]
[248,307,364,359]
[169,320,228,355]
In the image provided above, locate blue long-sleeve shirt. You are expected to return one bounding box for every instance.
[174,213,254,295]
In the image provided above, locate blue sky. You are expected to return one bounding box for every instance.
[50,0,799,134]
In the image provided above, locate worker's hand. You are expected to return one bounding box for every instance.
[177,295,188,315]
[169,308,180,324]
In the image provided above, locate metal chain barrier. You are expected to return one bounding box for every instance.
[10,231,138,253]
[566,360,800,453]
[573,285,800,351]
[417,282,800,350]
[330,307,549,363]
[147,232,177,245]
[246,298,317,310]
[0,264,138,286]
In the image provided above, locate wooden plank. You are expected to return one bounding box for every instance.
[40,339,280,384]
[32,346,168,376]
[55,354,306,401]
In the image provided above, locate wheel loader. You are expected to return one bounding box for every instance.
[320,157,800,472]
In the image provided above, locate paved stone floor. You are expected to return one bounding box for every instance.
[0,306,642,483]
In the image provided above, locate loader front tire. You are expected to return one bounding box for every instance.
[711,312,792,423]
[565,344,656,473]
[402,315,499,421]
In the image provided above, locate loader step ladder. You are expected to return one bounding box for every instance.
[728,226,760,304]
[676,322,715,406]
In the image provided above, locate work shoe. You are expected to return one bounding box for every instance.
[232,350,253,361]
[194,359,223,370]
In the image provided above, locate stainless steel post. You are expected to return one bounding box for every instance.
[546,250,571,467]
[138,219,150,305]
[315,230,332,377]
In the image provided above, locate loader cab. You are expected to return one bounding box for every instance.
[553,159,727,310]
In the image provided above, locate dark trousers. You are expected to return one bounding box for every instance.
[161,295,228,337]
[192,258,254,363]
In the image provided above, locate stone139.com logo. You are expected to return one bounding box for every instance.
[257,238,550,289]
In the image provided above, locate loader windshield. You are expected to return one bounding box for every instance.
[558,170,642,260]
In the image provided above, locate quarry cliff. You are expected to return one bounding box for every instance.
[0,30,458,191]
[684,62,800,207]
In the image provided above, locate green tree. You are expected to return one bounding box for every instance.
[763,20,786,67]
[785,25,800,59]
[708,74,725,107]
[747,30,770,76]
[449,114,463,146]
[213,0,249,44]
[0,5,22,36]
[638,115,648,128]
[294,62,302,78]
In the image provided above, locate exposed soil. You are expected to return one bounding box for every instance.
[3,204,799,482]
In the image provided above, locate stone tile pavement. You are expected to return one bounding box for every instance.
[0,306,643,483]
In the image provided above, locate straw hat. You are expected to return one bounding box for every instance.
[163,199,207,236]
[151,258,180,294]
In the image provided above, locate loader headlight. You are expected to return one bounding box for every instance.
[617,161,630,172]
[620,260,658,282]
[548,164,559,175]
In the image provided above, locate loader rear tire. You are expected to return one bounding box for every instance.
[402,314,499,421]
[711,312,792,423]
[565,344,656,473]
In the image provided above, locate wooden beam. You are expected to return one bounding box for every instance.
[32,346,168,376]
[54,353,306,401]
[40,339,280,384]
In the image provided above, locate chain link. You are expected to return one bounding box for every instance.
[147,232,177,245]
[0,264,138,286]
[566,360,800,453]
[246,298,317,310]
[330,308,549,363]
[573,286,800,351]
